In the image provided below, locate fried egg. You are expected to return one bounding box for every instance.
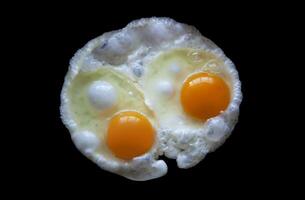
[60,17,242,181]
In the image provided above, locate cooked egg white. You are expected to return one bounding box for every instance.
[61,17,242,181]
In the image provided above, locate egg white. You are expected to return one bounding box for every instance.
[61,17,242,180]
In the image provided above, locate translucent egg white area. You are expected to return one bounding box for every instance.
[60,17,242,181]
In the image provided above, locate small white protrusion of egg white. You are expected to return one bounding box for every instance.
[72,130,100,154]
[176,139,209,169]
[87,81,117,110]
[205,117,230,142]
[169,63,181,74]
[150,160,168,177]
[156,80,174,98]
[177,154,192,168]
[124,160,168,181]
[177,152,205,169]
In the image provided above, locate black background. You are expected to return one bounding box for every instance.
[8,2,297,197]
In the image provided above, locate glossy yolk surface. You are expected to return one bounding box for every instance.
[180,72,230,120]
[106,111,155,160]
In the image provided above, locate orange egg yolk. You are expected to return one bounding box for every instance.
[180,72,230,121]
[106,111,155,160]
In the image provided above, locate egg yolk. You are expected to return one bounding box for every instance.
[106,111,155,160]
[180,72,230,120]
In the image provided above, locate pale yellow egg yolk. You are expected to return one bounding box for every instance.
[180,72,230,121]
[106,111,155,160]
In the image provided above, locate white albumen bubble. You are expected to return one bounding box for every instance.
[87,81,117,110]
[156,80,174,97]
[72,130,100,153]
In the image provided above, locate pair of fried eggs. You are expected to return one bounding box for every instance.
[61,18,242,181]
